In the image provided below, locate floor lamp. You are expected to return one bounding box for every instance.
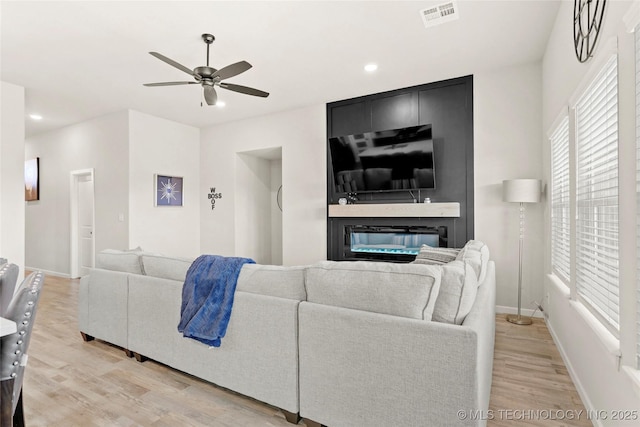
[502,179,541,325]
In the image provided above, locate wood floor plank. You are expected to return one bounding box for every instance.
[19,273,591,426]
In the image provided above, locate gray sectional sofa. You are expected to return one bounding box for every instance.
[78,241,495,426]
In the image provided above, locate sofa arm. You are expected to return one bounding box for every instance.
[462,260,496,416]
[299,302,483,427]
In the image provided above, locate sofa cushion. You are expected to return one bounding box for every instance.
[432,260,478,325]
[141,255,195,282]
[96,249,143,274]
[236,264,307,301]
[412,245,461,265]
[456,240,490,284]
[305,261,441,320]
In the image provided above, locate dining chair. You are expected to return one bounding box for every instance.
[0,271,44,427]
[0,263,20,317]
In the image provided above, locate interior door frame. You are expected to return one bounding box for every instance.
[70,168,95,278]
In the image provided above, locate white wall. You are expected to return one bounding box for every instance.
[474,62,545,311]
[200,105,326,266]
[0,81,25,279]
[271,159,283,265]
[542,0,640,421]
[25,111,130,275]
[128,110,200,258]
[199,66,544,298]
[19,66,544,305]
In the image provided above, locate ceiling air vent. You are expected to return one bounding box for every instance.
[420,1,460,28]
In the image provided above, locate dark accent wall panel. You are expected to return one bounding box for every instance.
[329,102,370,138]
[371,92,419,131]
[417,80,474,241]
[326,75,474,255]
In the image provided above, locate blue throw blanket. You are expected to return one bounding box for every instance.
[178,255,255,347]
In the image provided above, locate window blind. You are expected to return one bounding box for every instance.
[550,116,571,284]
[575,54,619,332]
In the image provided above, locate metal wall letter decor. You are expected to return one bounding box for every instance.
[573,0,607,63]
[208,187,223,210]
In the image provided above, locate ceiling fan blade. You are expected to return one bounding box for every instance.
[219,82,269,98]
[204,85,218,105]
[149,52,195,77]
[213,61,252,80]
[143,81,199,87]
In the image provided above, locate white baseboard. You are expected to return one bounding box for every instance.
[495,305,544,318]
[25,267,71,279]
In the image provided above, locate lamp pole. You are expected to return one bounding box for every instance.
[506,202,532,325]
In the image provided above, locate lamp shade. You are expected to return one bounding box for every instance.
[502,179,541,203]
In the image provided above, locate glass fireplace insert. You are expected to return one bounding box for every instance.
[343,225,448,262]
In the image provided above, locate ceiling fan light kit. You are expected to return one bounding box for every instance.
[143,33,269,106]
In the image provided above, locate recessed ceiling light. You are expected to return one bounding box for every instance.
[364,63,378,72]
[29,114,43,120]
[216,101,226,108]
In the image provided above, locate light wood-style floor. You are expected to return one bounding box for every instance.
[490,315,590,426]
[19,274,591,426]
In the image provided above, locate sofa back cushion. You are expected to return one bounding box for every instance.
[432,260,478,325]
[305,261,441,320]
[96,249,143,274]
[456,240,490,284]
[236,264,307,301]
[141,255,195,282]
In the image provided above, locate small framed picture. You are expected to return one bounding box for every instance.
[155,174,183,206]
[25,158,39,201]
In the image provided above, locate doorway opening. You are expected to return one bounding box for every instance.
[235,147,283,265]
[70,169,95,278]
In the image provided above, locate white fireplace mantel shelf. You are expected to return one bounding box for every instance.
[328,202,460,218]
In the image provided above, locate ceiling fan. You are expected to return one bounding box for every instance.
[143,33,269,106]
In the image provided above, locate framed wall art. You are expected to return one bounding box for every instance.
[155,174,183,206]
[25,157,39,201]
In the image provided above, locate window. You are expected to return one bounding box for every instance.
[575,55,620,333]
[550,116,571,284]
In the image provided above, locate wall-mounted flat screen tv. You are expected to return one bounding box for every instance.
[329,124,435,193]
